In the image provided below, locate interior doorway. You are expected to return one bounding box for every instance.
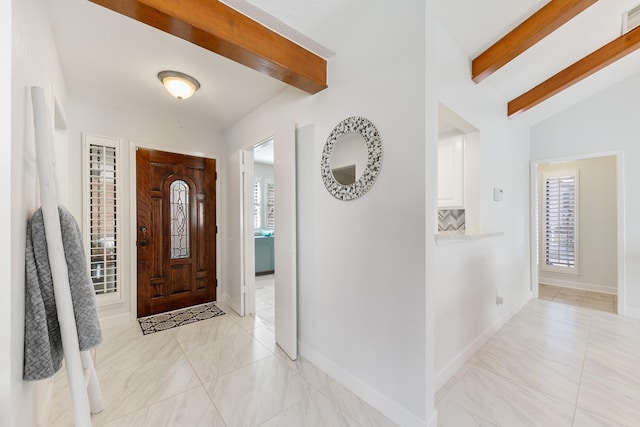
[229,123,297,360]
[251,139,276,331]
[531,153,623,315]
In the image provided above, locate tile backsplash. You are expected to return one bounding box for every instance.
[438,209,465,232]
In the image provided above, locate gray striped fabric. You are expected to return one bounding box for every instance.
[24,206,102,381]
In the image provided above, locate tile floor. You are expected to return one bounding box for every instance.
[48,276,396,426]
[47,283,638,427]
[255,274,276,333]
[436,299,640,426]
[538,284,617,314]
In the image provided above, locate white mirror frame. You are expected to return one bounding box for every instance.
[321,116,383,201]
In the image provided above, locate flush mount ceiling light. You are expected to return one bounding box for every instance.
[157,70,200,100]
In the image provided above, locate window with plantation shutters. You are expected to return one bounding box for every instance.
[253,179,261,229]
[265,181,275,231]
[542,171,579,273]
[83,134,121,302]
[253,177,275,231]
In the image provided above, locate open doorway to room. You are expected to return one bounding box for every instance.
[251,139,276,332]
[230,124,297,360]
[533,154,622,314]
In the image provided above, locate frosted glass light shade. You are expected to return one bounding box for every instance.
[158,71,200,100]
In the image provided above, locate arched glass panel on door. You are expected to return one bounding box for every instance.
[170,179,190,259]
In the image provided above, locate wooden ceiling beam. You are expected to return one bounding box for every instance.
[89,0,327,94]
[472,0,597,84]
[508,25,640,117]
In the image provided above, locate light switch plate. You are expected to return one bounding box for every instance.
[493,187,503,202]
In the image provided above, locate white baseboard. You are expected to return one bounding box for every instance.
[219,292,230,306]
[624,307,640,319]
[434,294,530,391]
[220,293,231,305]
[426,410,438,427]
[298,342,426,427]
[98,311,135,325]
[539,277,616,295]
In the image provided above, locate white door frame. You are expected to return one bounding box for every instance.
[129,141,222,320]
[227,149,248,316]
[530,150,625,315]
[243,148,256,316]
[242,138,278,316]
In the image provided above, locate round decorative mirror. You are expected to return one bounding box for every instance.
[321,116,382,201]
[330,132,367,185]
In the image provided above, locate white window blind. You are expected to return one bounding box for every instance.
[266,181,275,230]
[83,134,121,301]
[543,172,578,272]
[254,178,275,231]
[253,179,261,229]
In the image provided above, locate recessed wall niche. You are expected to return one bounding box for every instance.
[437,104,479,232]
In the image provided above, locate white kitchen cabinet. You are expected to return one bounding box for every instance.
[438,134,464,208]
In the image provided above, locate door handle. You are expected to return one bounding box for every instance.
[139,226,149,247]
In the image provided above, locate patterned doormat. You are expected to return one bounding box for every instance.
[138,302,225,335]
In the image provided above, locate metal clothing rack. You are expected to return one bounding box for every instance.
[31,86,103,426]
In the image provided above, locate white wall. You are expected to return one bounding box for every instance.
[0,1,12,425]
[66,98,225,319]
[224,1,430,425]
[433,22,532,389]
[9,0,70,424]
[530,71,640,316]
[67,98,225,218]
[538,158,617,294]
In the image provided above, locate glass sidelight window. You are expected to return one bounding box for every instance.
[83,134,120,300]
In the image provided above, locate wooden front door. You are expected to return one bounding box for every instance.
[136,148,217,317]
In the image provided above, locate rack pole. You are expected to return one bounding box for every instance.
[31,86,93,426]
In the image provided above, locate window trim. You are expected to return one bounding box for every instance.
[541,169,580,275]
[82,133,123,305]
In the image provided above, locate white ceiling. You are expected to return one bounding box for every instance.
[44,0,640,131]
[45,0,290,130]
[44,0,377,131]
[436,0,640,124]
[221,0,378,55]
